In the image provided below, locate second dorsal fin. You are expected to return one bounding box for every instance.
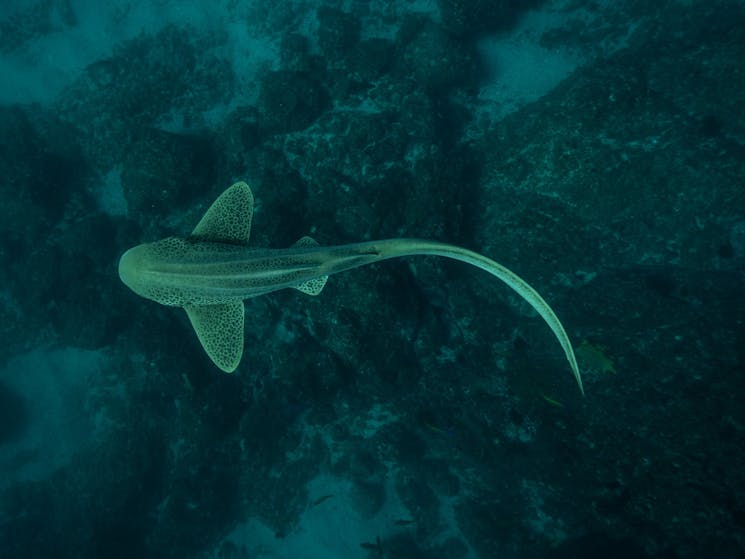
[292,235,320,248]
[191,181,254,244]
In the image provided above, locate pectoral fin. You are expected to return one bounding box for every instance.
[191,181,254,245]
[184,302,245,372]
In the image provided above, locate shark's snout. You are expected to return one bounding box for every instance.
[118,245,145,296]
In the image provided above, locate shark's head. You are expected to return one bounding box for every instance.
[118,243,151,300]
[119,237,192,306]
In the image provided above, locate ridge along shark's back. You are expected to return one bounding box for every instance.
[118,182,584,395]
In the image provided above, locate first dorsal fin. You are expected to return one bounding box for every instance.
[191,181,254,244]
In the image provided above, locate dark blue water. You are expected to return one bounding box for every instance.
[1,1,743,558]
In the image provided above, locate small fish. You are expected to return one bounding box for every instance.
[576,340,616,375]
[424,422,446,435]
[541,393,565,408]
[360,535,383,556]
[310,494,334,507]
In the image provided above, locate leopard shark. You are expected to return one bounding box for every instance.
[118,182,584,394]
